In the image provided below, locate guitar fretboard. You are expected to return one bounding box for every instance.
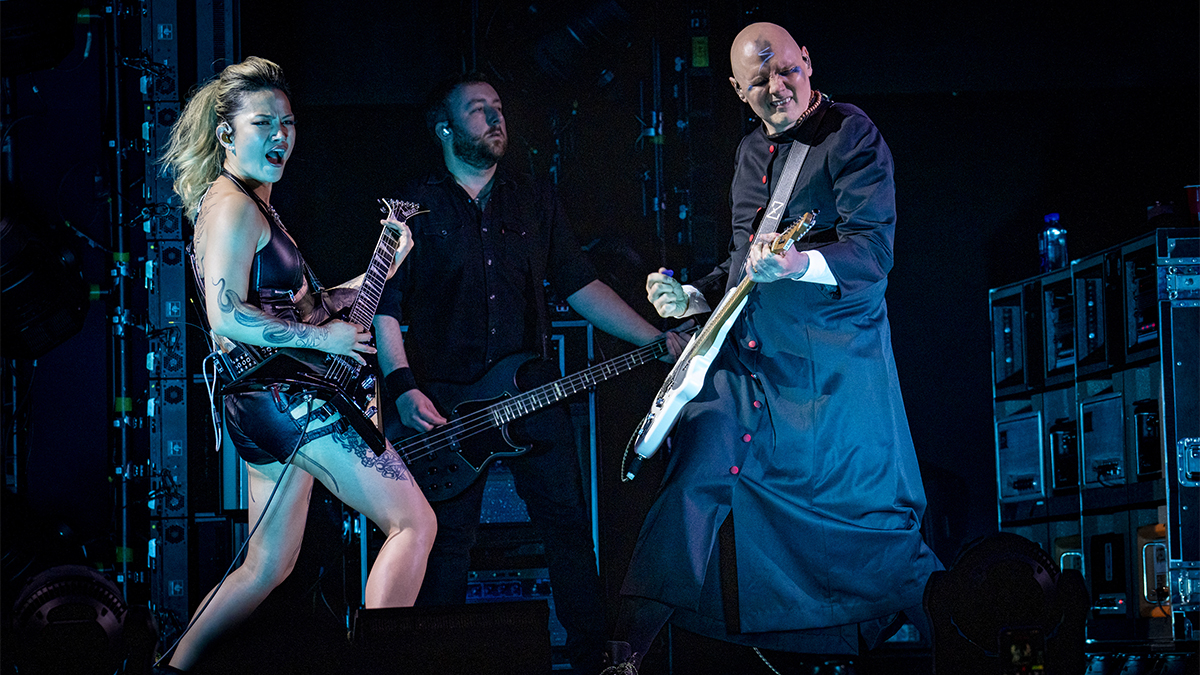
[348,225,402,329]
[489,339,669,425]
[325,202,417,387]
[397,333,678,463]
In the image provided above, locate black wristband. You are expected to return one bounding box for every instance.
[384,367,418,400]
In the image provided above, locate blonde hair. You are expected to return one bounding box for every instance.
[161,56,290,221]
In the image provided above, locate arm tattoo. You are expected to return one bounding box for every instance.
[211,276,327,348]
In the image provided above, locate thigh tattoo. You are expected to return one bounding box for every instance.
[333,427,411,482]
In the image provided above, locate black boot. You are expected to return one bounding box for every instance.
[600,640,639,675]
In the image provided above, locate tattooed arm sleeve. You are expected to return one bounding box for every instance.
[210,276,331,349]
[198,192,335,351]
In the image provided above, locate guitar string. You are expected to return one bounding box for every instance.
[623,214,814,475]
[325,225,404,385]
[395,339,671,464]
[395,343,665,462]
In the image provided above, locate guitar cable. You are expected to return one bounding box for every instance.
[152,391,316,668]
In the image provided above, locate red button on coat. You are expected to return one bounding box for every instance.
[747,340,757,348]
[769,145,775,152]
[753,400,762,409]
[742,434,752,442]
[762,175,767,184]
[730,466,740,475]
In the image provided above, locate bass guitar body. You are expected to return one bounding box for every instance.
[388,352,543,502]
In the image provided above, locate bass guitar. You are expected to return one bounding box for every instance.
[214,198,421,455]
[387,332,683,501]
[623,211,816,480]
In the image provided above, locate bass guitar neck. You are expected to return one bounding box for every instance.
[389,331,683,501]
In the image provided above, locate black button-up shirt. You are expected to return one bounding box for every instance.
[377,165,597,385]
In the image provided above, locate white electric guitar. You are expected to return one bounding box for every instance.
[623,211,816,480]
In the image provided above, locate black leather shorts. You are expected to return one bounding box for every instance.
[224,388,346,465]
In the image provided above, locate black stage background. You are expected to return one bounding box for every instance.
[2,0,1197,672]
[234,0,1200,574]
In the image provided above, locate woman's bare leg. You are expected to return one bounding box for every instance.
[167,461,313,670]
[289,420,436,607]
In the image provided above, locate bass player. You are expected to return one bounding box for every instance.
[373,71,685,673]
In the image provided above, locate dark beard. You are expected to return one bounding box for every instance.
[452,126,506,169]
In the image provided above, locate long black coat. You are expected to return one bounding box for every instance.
[621,98,942,653]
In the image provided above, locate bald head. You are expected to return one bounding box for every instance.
[729,23,802,81]
[728,22,813,135]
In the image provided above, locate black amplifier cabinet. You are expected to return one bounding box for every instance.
[1122,233,1162,364]
[1041,267,1076,389]
[1073,247,1125,379]
[993,228,1198,649]
[466,568,567,650]
[1156,229,1200,643]
[991,279,1044,399]
[996,410,1045,503]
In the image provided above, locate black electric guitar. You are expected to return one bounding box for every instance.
[214,198,421,455]
[387,331,686,502]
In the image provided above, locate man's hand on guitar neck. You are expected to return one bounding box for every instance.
[745,232,811,283]
[396,388,447,431]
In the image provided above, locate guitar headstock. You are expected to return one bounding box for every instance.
[769,210,817,255]
[379,198,422,223]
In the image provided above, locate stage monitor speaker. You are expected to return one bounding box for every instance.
[351,601,551,675]
[925,532,1088,675]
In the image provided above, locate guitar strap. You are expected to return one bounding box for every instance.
[754,140,810,243]
[739,101,829,283]
[219,170,328,305]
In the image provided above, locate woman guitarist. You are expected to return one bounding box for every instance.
[158,56,435,672]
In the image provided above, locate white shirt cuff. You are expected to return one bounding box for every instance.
[680,284,711,315]
[796,250,836,286]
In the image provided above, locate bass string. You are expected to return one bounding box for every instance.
[396,337,670,463]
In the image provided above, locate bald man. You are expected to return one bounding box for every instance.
[604,23,941,673]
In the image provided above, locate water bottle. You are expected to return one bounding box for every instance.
[1038,213,1068,273]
